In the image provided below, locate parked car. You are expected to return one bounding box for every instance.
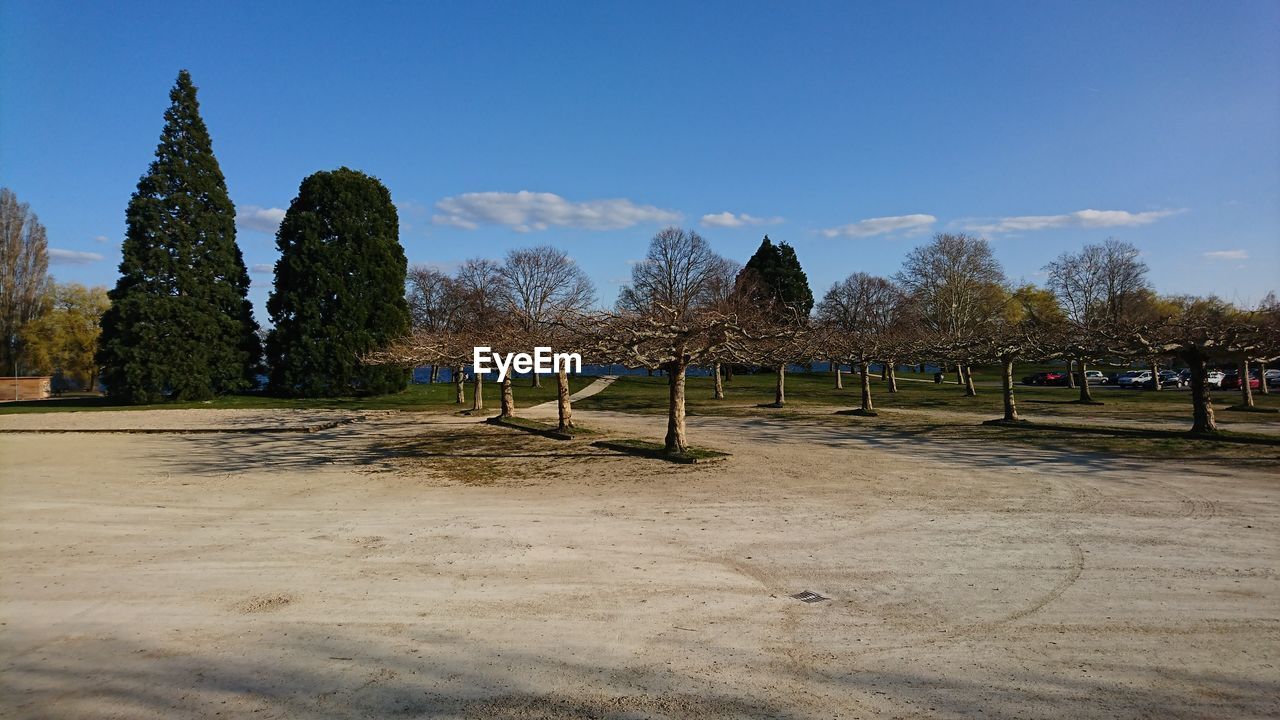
[1022,371,1067,386]
[1265,369,1280,387]
[1205,370,1226,387]
[1221,372,1261,390]
[1075,370,1107,385]
[1117,371,1151,388]
[1141,370,1184,389]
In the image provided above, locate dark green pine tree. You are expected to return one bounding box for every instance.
[97,70,261,403]
[740,235,814,317]
[266,168,410,397]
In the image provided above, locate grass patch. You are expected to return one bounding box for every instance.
[485,414,595,440]
[593,438,729,464]
[0,377,597,415]
[573,370,1280,428]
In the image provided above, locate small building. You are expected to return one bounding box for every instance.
[0,376,52,401]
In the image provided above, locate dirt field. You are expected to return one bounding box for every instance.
[1,407,1277,719]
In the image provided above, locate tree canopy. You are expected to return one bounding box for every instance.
[0,188,51,374]
[97,70,260,403]
[739,235,814,317]
[266,167,410,397]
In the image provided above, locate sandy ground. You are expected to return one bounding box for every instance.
[1,406,1277,719]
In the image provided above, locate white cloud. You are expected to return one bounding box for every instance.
[93,235,110,244]
[958,208,1183,234]
[1203,249,1248,261]
[819,214,936,239]
[250,263,274,274]
[432,191,681,232]
[235,206,286,234]
[49,248,104,265]
[700,211,784,228]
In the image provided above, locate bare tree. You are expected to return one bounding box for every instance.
[0,188,51,374]
[817,273,905,415]
[703,258,743,399]
[895,233,1006,397]
[406,266,468,384]
[1045,238,1150,402]
[1126,296,1278,433]
[966,285,1066,423]
[606,227,762,452]
[498,246,594,393]
[455,258,506,413]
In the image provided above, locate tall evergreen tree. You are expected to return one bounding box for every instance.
[266,168,410,396]
[97,70,260,403]
[740,235,814,317]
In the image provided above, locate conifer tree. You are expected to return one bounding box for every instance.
[97,70,260,403]
[266,168,409,396]
[740,235,814,316]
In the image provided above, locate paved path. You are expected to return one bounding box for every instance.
[524,375,618,415]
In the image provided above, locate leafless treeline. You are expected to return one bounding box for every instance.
[369,229,1279,453]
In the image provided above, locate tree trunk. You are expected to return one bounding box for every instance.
[834,361,843,389]
[713,363,724,399]
[1001,359,1019,422]
[859,361,874,412]
[429,365,438,384]
[955,365,963,385]
[471,374,484,411]
[556,367,573,431]
[1077,358,1094,402]
[664,360,688,453]
[880,364,888,380]
[647,367,654,377]
[887,362,898,393]
[963,365,977,396]
[1187,353,1217,433]
[454,365,465,404]
[1261,362,1270,396]
[1152,360,1162,391]
[725,364,733,382]
[1066,359,1076,388]
[500,376,515,418]
[531,373,541,388]
[774,363,786,406]
[1239,359,1255,408]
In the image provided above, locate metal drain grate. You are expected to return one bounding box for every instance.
[790,590,829,603]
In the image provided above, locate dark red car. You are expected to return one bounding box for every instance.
[1021,371,1068,386]
[1220,372,1261,390]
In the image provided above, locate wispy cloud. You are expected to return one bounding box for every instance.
[700,211,784,228]
[1203,249,1248,261]
[396,200,428,216]
[819,214,936,239]
[957,208,1183,235]
[49,248,104,265]
[432,191,681,232]
[250,263,274,274]
[235,206,286,234]
[93,235,110,244]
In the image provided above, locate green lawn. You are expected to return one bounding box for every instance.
[574,367,1280,427]
[0,377,595,415]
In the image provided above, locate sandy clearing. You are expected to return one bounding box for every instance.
[1,408,1277,719]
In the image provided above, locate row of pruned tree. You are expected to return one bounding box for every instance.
[371,228,1278,454]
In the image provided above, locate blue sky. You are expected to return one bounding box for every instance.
[2,1,1277,319]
